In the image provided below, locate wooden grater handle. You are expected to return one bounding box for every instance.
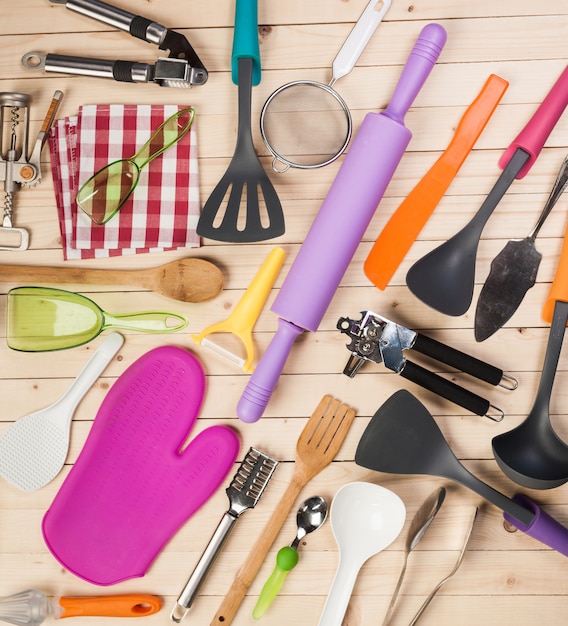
[210,476,305,625]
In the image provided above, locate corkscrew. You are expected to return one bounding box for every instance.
[0,90,63,250]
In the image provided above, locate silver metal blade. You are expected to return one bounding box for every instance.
[226,447,278,517]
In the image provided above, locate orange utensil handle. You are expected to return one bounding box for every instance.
[364,74,509,290]
[543,222,568,323]
[58,594,162,618]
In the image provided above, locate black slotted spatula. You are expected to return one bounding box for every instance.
[196,0,284,242]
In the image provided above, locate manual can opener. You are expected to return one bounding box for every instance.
[21,0,207,88]
[337,310,518,421]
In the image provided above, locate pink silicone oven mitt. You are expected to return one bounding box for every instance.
[42,346,240,586]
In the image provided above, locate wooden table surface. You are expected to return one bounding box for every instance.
[2,1,568,625]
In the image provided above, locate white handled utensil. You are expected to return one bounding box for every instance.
[0,332,123,491]
[318,482,406,626]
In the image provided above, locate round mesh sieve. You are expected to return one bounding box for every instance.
[260,80,352,171]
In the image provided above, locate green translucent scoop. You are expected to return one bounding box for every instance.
[7,286,187,352]
[76,107,195,225]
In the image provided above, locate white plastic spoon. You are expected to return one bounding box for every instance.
[0,332,123,491]
[317,481,406,626]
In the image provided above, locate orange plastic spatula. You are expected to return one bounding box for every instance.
[364,74,509,290]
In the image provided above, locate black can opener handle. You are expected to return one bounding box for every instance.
[412,333,518,390]
[400,360,504,421]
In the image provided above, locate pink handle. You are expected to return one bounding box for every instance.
[498,65,568,179]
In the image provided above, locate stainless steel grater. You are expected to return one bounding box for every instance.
[170,447,279,623]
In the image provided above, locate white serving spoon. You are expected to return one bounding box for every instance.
[0,332,123,491]
[318,481,406,626]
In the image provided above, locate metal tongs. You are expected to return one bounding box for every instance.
[21,0,207,88]
[337,310,518,421]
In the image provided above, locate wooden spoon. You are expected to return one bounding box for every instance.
[0,258,224,303]
[210,395,356,625]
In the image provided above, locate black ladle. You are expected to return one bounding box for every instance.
[355,389,568,556]
[492,300,568,489]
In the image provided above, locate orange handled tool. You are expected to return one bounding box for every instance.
[58,593,162,618]
[364,74,509,290]
[543,221,568,323]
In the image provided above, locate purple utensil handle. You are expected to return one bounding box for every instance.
[384,23,447,124]
[237,319,303,423]
[504,494,568,556]
[237,24,446,423]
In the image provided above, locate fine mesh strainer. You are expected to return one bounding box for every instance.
[260,0,391,172]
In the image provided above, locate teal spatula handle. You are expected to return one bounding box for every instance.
[232,0,261,85]
[253,546,299,619]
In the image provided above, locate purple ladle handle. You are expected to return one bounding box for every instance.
[384,23,447,124]
[504,494,568,556]
[237,319,304,423]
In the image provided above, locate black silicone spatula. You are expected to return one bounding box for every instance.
[475,154,568,341]
[406,65,568,316]
[355,389,568,556]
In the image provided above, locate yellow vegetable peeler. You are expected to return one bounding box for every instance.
[192,247,285,371]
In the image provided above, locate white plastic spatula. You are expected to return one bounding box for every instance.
[317,482,406,626]
[0,332,123,492]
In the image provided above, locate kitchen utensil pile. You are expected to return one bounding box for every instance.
[406,65,568,316]
[364,73,509,290]
[237,22,447,423]
[4,0,568,624]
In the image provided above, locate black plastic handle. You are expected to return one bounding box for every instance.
[401,360,491,416]
[413,332,503,386]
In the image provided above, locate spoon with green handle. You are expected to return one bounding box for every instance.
[252,496,328,619]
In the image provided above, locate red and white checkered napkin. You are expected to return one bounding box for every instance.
[49,104,201,260]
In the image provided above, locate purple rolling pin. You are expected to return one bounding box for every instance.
[238,23,448,423]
